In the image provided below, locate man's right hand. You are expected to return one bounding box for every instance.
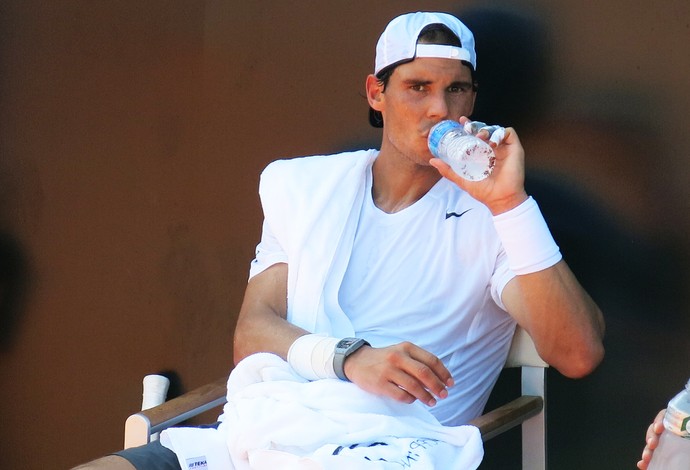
[343,342,453,407]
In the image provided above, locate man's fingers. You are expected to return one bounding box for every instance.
[404,343,454,387]
[462,120,506,145]
[395,344,453,403]
[345,342,454,407]
[387,370,437,406]
[463,120,487,135]
[381,380,417,404]
[487,127,506,145]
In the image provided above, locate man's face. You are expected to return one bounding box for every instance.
[372,57,476,166]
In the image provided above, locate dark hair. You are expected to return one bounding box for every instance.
[369,23,477,128]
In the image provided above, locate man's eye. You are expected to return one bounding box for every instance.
[411,84,427,92]
[449,85,471,93]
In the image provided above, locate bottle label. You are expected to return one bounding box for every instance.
[664,405,690,439]
[428,120,462,158]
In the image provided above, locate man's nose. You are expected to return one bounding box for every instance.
[427,92,450,120]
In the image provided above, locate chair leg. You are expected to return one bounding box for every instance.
[522,366,546,469]
[522,407,546,469]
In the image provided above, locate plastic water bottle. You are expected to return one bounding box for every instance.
[428,120,496,181]
[648,378,690,469]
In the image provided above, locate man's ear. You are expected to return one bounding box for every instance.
[365,74,384,111]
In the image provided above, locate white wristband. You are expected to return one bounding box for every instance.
[492,196,562,275]
[287,334,339,380]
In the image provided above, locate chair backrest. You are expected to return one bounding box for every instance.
[505,325,548,369]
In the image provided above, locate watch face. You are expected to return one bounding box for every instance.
[338,338,358,349]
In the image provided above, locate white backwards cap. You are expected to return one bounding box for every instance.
[374,11,477,76]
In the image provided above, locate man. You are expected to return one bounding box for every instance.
[75,11,604,469]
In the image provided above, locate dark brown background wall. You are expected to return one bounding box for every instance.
[0,1,688,469]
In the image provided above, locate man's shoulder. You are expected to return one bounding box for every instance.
[263,149,377,176]
[258,149,377,205]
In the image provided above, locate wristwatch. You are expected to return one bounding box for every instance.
[333,337,370,381]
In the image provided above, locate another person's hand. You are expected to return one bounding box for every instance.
[343,342,453,407]
[637,409,666,469]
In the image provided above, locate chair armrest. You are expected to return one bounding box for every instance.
[468,395,543,442]
[124,376,228,449]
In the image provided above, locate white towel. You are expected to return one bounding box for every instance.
[161,427,232,469]
[257,150,378,336]
[162,353,483,469]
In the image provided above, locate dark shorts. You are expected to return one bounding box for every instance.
[113,423,220,470]
[113,439,180,470]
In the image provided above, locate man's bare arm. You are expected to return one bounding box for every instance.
[233,263,306,365]
[501,259,605,378]
[431,123,605,378]
[232,262,452,406]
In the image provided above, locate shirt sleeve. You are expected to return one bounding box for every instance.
[248,218,288,280]
[490,245,516,311]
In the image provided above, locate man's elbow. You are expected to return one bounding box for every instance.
[232,330,249,366]
[559,342,605,379]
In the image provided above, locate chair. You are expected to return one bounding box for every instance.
[471,325,548,469]
[124,326,548,469]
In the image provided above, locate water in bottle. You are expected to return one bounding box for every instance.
[648,378,690,469]
[427,120,495,181]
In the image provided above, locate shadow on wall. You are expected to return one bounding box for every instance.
[0,231,29,353]
[459,6,690,469]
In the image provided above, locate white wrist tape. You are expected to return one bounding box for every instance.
[287,334,339,380]
[493,196,562,275]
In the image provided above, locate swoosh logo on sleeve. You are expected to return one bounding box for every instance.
[445,209,472,220]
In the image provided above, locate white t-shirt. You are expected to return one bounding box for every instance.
[250,152,516,425]
[335,166,516,424]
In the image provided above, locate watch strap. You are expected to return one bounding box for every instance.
[333,337,370,381]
